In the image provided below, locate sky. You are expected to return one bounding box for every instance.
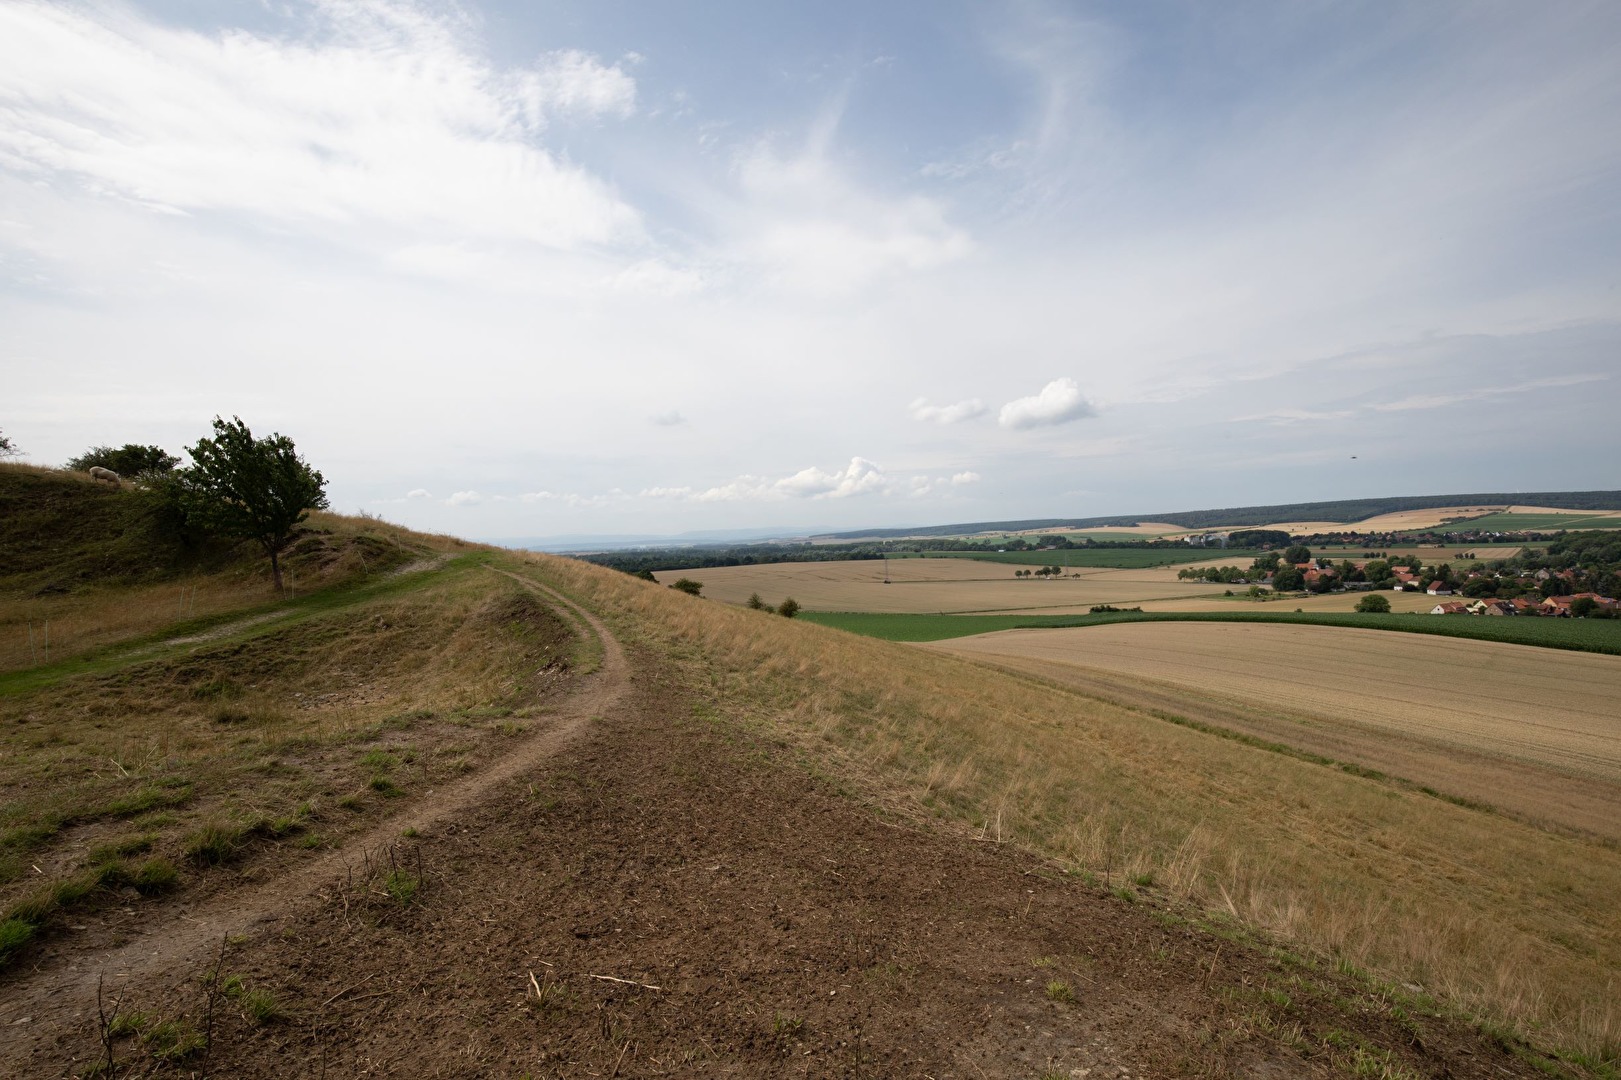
[3,0,1619,541]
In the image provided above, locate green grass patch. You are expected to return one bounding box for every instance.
[885,548,1261,569]
[800,608,1621,654]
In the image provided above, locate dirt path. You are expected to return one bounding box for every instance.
[0,571,622,1060]
[1,573,1559,1078]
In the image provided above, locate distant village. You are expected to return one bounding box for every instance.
[1173,534,1621,618]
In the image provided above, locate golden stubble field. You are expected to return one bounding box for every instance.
[654,559,1232,614]
[926,622,1621,807]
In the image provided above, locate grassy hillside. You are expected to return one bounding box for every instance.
[528,555,1621,1064]
[798,608,1621,652]
[3,468,1616,1073]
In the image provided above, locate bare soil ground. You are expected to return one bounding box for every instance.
[926,623,1621,835]
[0,574,1560,1080]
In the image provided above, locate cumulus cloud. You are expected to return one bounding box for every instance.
[774,457,888,499]
[951,471,981,485]
[0,2,643,251]
[407,488,431,499]
[908,397,987,424]
[998,378,1097,430]
[640,457,891,502]
[446,490,482,506]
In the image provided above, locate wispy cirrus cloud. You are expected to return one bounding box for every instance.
[0,2,643,251]
[908,397,987,424]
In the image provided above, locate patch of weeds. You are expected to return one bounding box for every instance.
[102,783,191,820]
[107,1009,152,1037]
[90,834,156,863]
[495,721,528,736]
[401,827,420,839]
[383,869,418,905]
[142,1018,205,1061]
[337,794,365,811]
[296,832,328,849]
[1045,979,1074,1003]
[190,676,241,701]
[1260,987,1291,1008]
[359,749,398,771]
[1112,885,1137,904]
[240,987,284,1025]
[772,1012,804,1036]
[212,706,251,724]
[1132,871,1155,887]
[369,775,404,797]
[132,811,177,830]
[0,916,36,962]
[184,821,246,865]
[1032,956,1054,969]
[129,857,179,895]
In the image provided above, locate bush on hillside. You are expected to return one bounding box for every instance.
[777,597,801,619]
[669,578,703,596]
[0,430,16,457]
[66,443,180,477]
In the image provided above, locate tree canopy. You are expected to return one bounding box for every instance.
[182,416,327,590]
[67,443,180,477]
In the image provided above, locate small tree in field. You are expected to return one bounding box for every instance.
[746,593,768,610]
[183,416,328,591]
[669,578,703,596]
[777,597,801,619]
[0,429,16,456]
[1356,593,1391,613]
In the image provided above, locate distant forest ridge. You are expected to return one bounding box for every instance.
[818,490,1621,539]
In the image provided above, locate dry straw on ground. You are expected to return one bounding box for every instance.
[530,553,1621,1061]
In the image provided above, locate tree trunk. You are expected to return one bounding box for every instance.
[269,548,283,592]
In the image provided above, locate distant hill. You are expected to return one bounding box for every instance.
[817,490,1621,540]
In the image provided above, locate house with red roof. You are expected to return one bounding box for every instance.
[1430,601,1469,615]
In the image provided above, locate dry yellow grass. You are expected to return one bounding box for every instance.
[526,553,1621,1058]
[653,560,1229,614]
[927,622,1621,783]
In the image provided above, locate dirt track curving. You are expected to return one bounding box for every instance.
[0,571,622,1067]
[0,568,1557,1078]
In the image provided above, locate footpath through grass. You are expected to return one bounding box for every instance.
[800,608,1621,653]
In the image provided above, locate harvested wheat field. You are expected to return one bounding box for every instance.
[927,622,1621,833]
[654,560,1228,614]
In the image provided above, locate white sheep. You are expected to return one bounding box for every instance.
[88,466,122,486]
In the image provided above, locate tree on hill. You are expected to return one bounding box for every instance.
[777,597,801,618]
[1283,544,1312,565]
[669,578,703,596]
[182,416,328,591]
[67,443,180,477]
[1356,594,1391,613]
[0,430,16,457]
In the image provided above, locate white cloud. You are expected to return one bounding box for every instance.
[1369,373,1607,413]
[908,397,987,424]
[0,2,642,251]
[407,488,431,499]
[998,378,1097,430]
[951,471,981,485]
[510,49,637,126]
[446,490,482,506]
[650,410,687,426]
[773,456,888,499]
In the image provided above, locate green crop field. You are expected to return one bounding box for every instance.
[886,548,1260,569]
[1417,512,1621,533]
[799,608,1621,654]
